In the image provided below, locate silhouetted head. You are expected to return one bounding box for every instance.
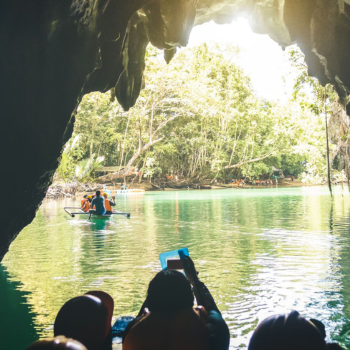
[83,195,87,198]
[248,311,343,350]
[26,336,87,350]
[85,291,114,337]
[147,269,194,313]
[54,295,108,350]
[96,191,101,197]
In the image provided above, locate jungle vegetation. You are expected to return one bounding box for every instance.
[54,43,339,184]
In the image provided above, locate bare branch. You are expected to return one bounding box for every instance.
[96,137,164,183]
[223,151,275,170]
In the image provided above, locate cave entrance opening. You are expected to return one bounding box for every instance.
[52,17,340,195]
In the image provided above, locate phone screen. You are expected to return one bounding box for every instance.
[167,259,184,270]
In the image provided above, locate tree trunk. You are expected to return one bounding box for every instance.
[324,86,332,196]
[119,115,130,168]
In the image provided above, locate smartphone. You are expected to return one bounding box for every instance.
[167,259,184,270]
[159,247,189,272]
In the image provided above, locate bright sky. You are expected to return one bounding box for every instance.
[188,18,297,102]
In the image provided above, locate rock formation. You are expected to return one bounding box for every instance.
[1,0,350,260]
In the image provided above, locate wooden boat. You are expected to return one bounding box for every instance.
[64,207,131,219]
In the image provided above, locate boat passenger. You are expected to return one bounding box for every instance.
[81,195,90,213]
[85,291,114,339]
[102,193,116,214]
[90,191,106,216]
[54,295,111,350]
[82,200,90,213]
[248,310,344,350]
[123,256,230,350]
[81,195,88,207]
[26,336,87,350]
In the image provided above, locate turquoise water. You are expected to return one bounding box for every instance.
[1,187,350,349]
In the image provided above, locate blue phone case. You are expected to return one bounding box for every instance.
[159,247,189,270]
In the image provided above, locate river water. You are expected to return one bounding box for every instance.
[1,187,350,349]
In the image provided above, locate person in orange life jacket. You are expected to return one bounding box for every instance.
[81,195,88,207]
[81,195,90,213]
[102,193,116,214]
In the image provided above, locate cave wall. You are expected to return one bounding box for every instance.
[1,0,350,260]
[0,0,152,260]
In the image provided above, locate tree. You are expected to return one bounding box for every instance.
[55,43,331,184]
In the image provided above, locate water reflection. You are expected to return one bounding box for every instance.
[0,267,38,348]
[2,187,350,349]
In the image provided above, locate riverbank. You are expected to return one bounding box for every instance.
[113,178,319,191]
[47,178,324,198]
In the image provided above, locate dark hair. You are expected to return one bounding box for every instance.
[26,336,87,350]
[83,195,87,198]
[96,191,101,196]
[248,311,327,350]
[147,269,194,313]
[54,295,108,350]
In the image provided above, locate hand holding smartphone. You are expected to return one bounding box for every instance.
[159,247,189,273]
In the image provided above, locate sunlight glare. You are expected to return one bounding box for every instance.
[188,18,296,102]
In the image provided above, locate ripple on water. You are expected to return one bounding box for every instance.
[1,187,350,349]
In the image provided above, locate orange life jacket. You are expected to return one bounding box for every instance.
[82,199,90,212]
[105,199,112,212]
[81,198,86,206]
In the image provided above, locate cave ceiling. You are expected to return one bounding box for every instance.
[111,0,350,110]
[1,0,350,260]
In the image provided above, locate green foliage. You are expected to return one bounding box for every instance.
[55,43,332,183]
[288,46,338,183]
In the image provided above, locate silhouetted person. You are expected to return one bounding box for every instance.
[85,291,114,339]
[248,310,344,350]
[90,191,106,215]
[26,336,87,350]
[54,295,110,350]
[123,256,229,350]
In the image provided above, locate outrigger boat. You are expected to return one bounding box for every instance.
[64,207,131,219]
